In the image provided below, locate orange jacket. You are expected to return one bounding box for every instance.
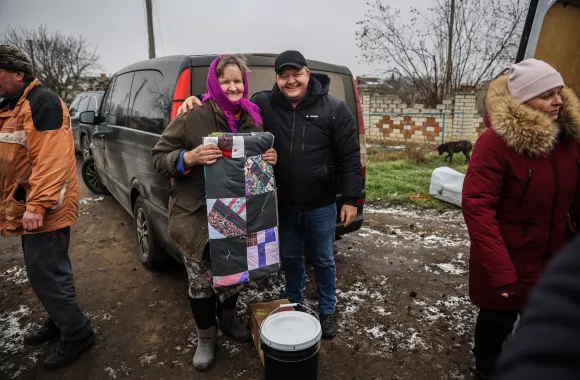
[0,79,79,236]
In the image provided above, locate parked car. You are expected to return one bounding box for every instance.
[79,54,368,268]
[69,91,104,160]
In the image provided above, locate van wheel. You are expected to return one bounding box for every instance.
[81,157,110,195]
[133,196,162,269]
[81,135,91,160]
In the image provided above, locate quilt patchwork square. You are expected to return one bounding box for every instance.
[204,158,245,199]
[204,135,245,158]
[246,191,278,234]
[207,198,246,239]
[209,237,248,276]
[245,155,275,196]
[213,271,249,287]
[246,227,279,270]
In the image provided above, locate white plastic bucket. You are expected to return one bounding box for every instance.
[260,304,322,380]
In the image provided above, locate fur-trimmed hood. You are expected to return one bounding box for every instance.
[485,75,580,156]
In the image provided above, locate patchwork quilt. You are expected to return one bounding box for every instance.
[203,132,280,287]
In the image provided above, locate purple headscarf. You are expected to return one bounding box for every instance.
[202,55,262,133]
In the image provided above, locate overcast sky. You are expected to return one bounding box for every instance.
[0,0,433,77]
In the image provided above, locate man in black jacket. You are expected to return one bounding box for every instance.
[178,51,362,338]
[494,236,580,379]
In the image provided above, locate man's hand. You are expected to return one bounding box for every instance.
[183,145,222,168]
[23,211,44,232]
[262,148,277,166]
[177,96,203,116]
[340,205,357,227]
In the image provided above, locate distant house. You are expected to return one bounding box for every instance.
[356,76,383,87]
[78,73,109,92]
[64,73,110,101]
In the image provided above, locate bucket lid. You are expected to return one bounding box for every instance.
[260,311,322,351]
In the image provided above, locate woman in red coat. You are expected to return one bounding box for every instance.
[462,59,580,379]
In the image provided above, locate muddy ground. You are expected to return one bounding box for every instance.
[1,159,476,380]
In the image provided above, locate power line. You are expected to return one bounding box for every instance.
[152,0,165,56]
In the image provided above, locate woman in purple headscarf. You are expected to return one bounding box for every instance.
[152,54,276,372]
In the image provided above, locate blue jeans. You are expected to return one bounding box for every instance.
[279,204,337,315]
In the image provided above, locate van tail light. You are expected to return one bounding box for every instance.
[170,67,192,120]
[352,76,367,181]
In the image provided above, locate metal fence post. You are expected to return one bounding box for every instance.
[442,114,446,144]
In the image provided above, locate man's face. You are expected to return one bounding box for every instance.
[276,67,310,104]
[0,68,24,98]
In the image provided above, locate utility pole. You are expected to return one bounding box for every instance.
[27,39,36,76]
[145,0,156,59]
[445,0,455,97]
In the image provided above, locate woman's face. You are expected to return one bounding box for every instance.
[219,64,244,102]
[525,87,564,121]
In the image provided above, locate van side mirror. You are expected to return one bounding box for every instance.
[79,111,96,124]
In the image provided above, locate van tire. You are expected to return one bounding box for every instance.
[81,135,91,161]
[133,196,162,269]
[81,157,110,195]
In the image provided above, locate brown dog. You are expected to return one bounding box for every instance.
[437,140,472,164]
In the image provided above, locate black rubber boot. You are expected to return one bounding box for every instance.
[24,318,61,345]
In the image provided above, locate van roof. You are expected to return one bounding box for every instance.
[115,54,353,77]
[78,91,105,95]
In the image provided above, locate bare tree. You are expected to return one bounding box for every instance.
[1,25,100,101]
[356,0,528,107]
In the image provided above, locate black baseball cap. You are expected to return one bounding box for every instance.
[275,50,308,74]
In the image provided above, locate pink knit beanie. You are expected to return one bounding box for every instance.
[508,58,564,103]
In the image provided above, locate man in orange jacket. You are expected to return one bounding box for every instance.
[0,45,94,369]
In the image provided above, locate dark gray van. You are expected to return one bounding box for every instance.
[79,54,368,268]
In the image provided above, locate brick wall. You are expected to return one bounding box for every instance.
[361,89,485,146]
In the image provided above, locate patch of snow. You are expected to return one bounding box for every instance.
[120,362,132,376]
[377,224,469,249]
[79,196,105,205]
[0,305,43,379]
[388,328,428,350]
[359,227,385,236]
[138,353,157,366]
[433,261,467,275]
[104,366,117,379]
[366,325,388,340]
[416,295,476,337]
[374,306,392,316]
[0,266,28,285]
[336,281,387,329]
[421,235,469,248]
[365,205,464,224]
[220,339,242,355]
[423,265,440,275]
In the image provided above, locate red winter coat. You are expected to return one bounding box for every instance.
[462,75,580,311]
